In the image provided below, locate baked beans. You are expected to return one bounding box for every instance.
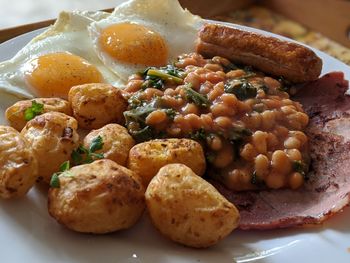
[123,53,310,191]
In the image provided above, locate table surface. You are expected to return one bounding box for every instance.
[0,0,349,65]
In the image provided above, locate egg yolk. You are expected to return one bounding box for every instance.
[99,23,168,66]
[24,53,103,99]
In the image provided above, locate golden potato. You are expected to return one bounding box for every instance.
[128,138,206,186]
[48,159,145,233]
[0,126,38,198]
[68,83,127,129]
[5,98,72,131]
[146,164,240,248]
[83,124,135,166]
[21,112,79,183]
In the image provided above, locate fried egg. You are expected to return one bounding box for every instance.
[88,0,203,81]
[0,11,123,99]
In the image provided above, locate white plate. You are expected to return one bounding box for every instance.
[1,23,350,263]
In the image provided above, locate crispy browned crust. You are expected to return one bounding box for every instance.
[197,23,322,83]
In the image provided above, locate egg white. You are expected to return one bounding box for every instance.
[88,0,203,81]
[0,11,123,99]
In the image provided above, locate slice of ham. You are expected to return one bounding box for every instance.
[212,71,350,230]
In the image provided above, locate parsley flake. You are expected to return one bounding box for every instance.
[50,161,70,188]
[24,100,44,121]
[71,137,104,165]
[89,136,104,153]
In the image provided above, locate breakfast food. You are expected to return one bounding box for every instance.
[146,164,240,248]
[0,11,122,99]
[0,0,349,251]
[0,126,38,198]
[5,97,72,131]
[127,138,206,186]
[21,112,79,183]
[197,24,322,83]
[123,53,310,191]
[214,72,350,229]
[88,0,201,80]
[48,159,145,233]
[83,124,135,166]
[68,83,127,129]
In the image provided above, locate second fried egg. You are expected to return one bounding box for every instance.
[88,0,203,81]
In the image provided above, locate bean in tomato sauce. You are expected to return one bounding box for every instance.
[122,53,310,191]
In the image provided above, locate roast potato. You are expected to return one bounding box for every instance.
[127,138,206,186]
[0,126,38,198]
[5,98,72,131]
[21,112,79,183]
[145,164,240,248]
[48,159,145,233]
[83,124,135,166]
[68,83,127,129]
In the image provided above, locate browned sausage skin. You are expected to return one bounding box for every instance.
[196,23,322,83]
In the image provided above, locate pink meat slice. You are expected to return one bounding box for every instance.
[212,71,350,230]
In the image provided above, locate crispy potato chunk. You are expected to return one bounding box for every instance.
[5,98,72,131]
[146,164,240,248]
[21,112,79,183]
[48,159,145,233]
[68,83,127,129]
[0,126,38,198]
[83,124,135,166]
[128,138,206,186]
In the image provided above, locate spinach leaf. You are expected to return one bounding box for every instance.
[224,80,257,100]
[184,85,210,108]
[130,126,154,142]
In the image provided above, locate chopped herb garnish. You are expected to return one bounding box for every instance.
[24,100,44,121]
[163,64,185,78]
[50,174,60,188]
[141,76,164,90]
[164,108,177,120]
[124,104,157,142]
[184,85,210,108]
[89,136,104,153]
[50,160,71,188]
[140,65,185,89]
[189,128,207,141]
[59,160,70,172]
[292,160,309,179]
[224,80,257,100]
[124,104,157,125]
[71,137,104,165]
[147,69,183,84]
[128,92,146,109]
[131,126,154,142]
[225,125,252,154]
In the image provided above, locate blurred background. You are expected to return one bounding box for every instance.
[0,0,349,65]
[0,0,125,28]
